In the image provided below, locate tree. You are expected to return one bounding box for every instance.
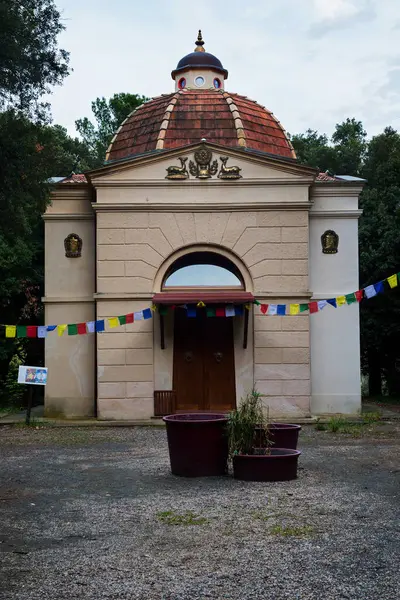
[332,118,367,176]
[0,0,70,118]
[290,129,337,172]
[40,124,95,175]
[291,119,367,176]
[359,127,400,396]
[0,111,50,394]
[75,93,149,168]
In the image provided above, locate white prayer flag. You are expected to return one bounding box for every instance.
[268,304,278,316]
[86,321,95,334]
[317,300,328,311]
[364,285,377,299]
[134,312,143,321]
[225,305,235,317]
[37,326,47,338]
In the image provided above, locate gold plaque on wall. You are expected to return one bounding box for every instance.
[64,233,82,258]
[321,230,339,254]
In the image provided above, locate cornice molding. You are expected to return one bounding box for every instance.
[42,296,95,304]
[91,202,312,213]
[50,187,91,200]
[43,213,94,221]
[91,177,315,188]
[94,293,153,300]
[310,185,364,198]
[310,210,363,219]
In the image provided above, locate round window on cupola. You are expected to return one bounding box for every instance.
[213,78,221,89]
[178,77,186,89]
[195,76,205,87]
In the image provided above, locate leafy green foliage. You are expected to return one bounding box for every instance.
[291,118,367,175]
[0,0,69,118]
[0,110,51,388]
[3,346,27,406]
[75,93,149,167]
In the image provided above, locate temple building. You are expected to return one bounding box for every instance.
[43,32,364,420]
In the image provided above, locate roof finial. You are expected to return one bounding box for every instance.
[195,30,205,52]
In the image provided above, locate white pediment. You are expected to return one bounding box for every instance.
[89,144,316,186]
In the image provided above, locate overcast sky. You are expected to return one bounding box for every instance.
[49,0,400,140]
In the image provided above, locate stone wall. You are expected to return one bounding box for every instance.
[96,208,311,418]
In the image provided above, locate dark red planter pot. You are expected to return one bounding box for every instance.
[233,448,301,482]
[255,423,301,450]
[163,413,228,477]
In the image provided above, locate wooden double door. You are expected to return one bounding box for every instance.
[173,310,236,413]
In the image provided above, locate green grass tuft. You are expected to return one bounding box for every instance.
[156,510,208,526]
[270,524,314,537]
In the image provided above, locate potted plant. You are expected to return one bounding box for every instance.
[227,390,301,482]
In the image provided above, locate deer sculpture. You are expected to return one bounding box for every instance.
[165,157,188,180]
[218,156,242,179]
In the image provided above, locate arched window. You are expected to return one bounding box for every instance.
[162,251,244,289]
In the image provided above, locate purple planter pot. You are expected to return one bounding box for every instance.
[233,448,301,482]
[163,413,228,477]
[255,423,301,450]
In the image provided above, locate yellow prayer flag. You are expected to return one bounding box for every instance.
[336,296,346,306]
[108,317,119,328]
[387,274,398,289]
[5,325,16,338]
[57,324,67,337]
[289,304,300,315]
[150,304,157,312]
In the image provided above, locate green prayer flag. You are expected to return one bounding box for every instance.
[118,315,126,325]
[253,300,261,306]
[17,325,27,338]
[159,306,168,316]
[206,307,216,317]
[299,304,309,313]
[68,324,78,335]
[345,293,357,304]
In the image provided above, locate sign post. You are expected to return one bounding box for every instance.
[18,366,48,425]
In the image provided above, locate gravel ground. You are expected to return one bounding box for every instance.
[0,423,399,600]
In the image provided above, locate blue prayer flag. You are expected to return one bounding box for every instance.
[277,305,286,315]
[374,281,384,294]
[327,298,337,308]
[143,308,152,320]
[95,320,105,332]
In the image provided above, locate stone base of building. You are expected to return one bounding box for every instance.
[44,397,95,419]
[311,394,362,416]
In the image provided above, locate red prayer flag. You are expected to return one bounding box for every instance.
[355,290,363,302]
[27,326,37,338]
[216,307,225,317]
[126,313,134,324]
[309,302,319,314]
[77,323,87,335]
[260,304,268,314]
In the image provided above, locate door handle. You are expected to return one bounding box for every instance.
[214,352,223,363]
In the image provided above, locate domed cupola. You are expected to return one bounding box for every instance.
[171,31,228,91]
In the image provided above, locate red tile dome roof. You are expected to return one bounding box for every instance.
[106,89,296,163]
